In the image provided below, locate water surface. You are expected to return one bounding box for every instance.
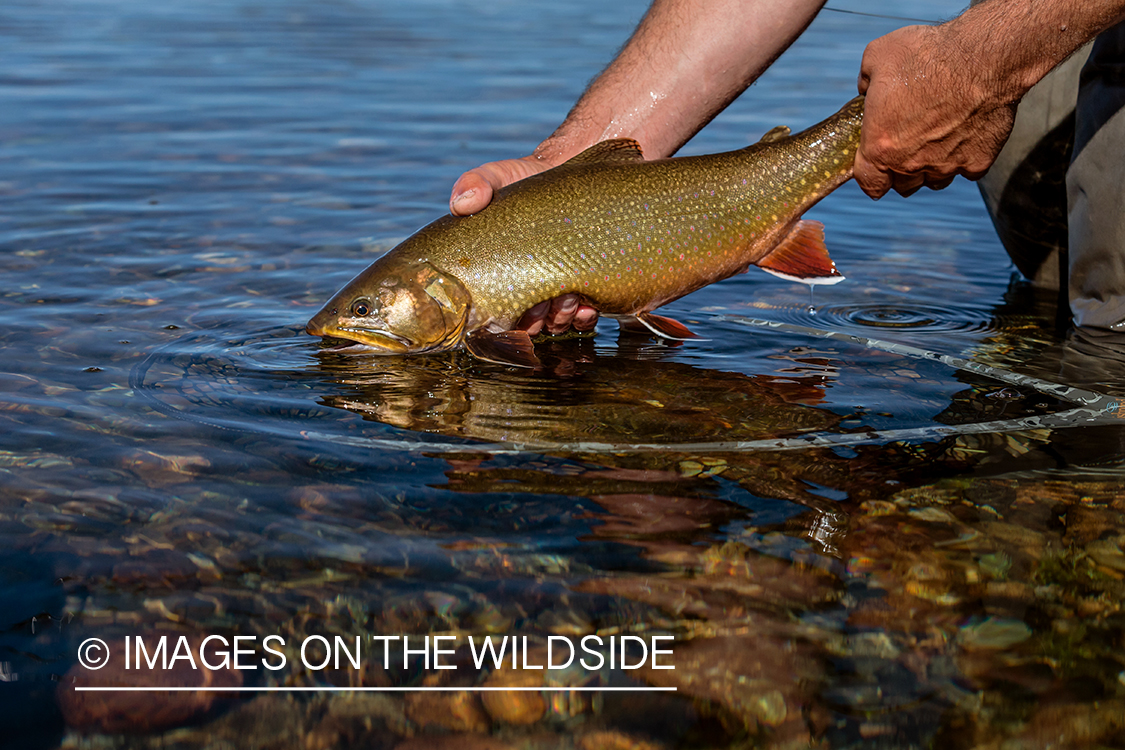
[3,1,1125,748]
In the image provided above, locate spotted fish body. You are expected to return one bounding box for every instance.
[307,96,864,366]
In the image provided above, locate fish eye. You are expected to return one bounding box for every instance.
[350,300,371,317]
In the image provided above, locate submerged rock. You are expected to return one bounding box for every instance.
[404,691,490,734]
[577,730,665,750]
[959,617,1033,651]
[639,634,813,743]
[57,636,242,734]
[480,666,546,726]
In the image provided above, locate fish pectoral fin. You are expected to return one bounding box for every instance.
[757,125,791,143]
[619,312,704,341]
[564,138,646,165]
[465,329,541,368]
[756,220,845,285]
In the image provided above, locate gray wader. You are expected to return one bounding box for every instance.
[977,21,1125,331]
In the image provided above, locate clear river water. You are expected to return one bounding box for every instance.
[3,1,1125,748]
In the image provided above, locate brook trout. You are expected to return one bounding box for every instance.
[307,96,864,367]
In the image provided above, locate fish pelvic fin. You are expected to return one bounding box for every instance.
[465,329,541,368]
[565,138,646,165]
[618,312,704,341]
[756,220,845,286]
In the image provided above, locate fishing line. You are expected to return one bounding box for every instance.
[717,315,1115,411]
[821,6,940,25]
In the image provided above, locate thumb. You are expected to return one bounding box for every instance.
[449,170,494,216]
[450,157,552,216]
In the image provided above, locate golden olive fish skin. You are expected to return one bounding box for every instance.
[308,96,864,366]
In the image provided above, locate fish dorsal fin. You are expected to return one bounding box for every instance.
[756,220,845,285]
[564,138,646,165]
[465,329,541,368]
[757,125,791,143]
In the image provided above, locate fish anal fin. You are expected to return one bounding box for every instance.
[756,220,845,286]
[465,329,541,368]
[757,125,791,143]
[565,138,646,165]
[619,312,703,341]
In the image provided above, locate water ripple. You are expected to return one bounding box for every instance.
[797,303,1001,334]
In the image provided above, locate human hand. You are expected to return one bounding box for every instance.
[853,24,1019,199]
[516,294,599,336]
[449,156,552,216]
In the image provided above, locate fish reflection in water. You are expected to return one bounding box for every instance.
[310,338,884,512]
[314,338,839,444]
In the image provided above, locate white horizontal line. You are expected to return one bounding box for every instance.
[74,686,675,693]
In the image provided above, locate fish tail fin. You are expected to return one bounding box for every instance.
[756,220,845,285]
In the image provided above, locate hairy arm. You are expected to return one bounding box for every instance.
[450,0,827,216]
[451,0,825,334]
[855,0,1125,197]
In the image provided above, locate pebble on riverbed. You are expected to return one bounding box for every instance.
[57,637,242,734]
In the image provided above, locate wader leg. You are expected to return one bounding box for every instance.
[1068,23,1125,331]
[974,7,1125,331]
[975,47,1090,291]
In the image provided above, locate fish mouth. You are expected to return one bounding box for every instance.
[307,323,415,354]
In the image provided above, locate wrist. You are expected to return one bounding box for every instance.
[946,0,1125,104]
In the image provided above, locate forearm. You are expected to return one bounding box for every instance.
[948,0,1125,101]
[532,0,826,166]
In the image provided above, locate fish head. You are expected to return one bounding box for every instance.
[306,261,471,354]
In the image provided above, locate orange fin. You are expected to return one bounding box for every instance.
[756,220,845,285]
[565,138,645,165]
[465,330,540,368]
[619,312,703,340]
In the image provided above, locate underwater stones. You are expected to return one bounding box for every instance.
[639,635,811,740]
[113,693,407,750]
[1085,538,1125,574]
[119,449,211,486]
[903,559,957,604]
[589,492,733,537]
[981,582,1035,614]
[111,549,201,588]
[1063,505,1125,546]
[480,689,545,727]
[858,500,897,517]
[480,666,546,725]
[984,698,1125,750]
[299,693,402,750]
[58,637,242,734]
[395,737,515,750]
[404,691,490,734]
[978,552,1013,580]
[828,631,902,660]
[907,506,959,524]
[676,458,727,479]
[959,617,1033,651]
[977,522,1050,560]
[577,730,664,750]
[889,485,959,507]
